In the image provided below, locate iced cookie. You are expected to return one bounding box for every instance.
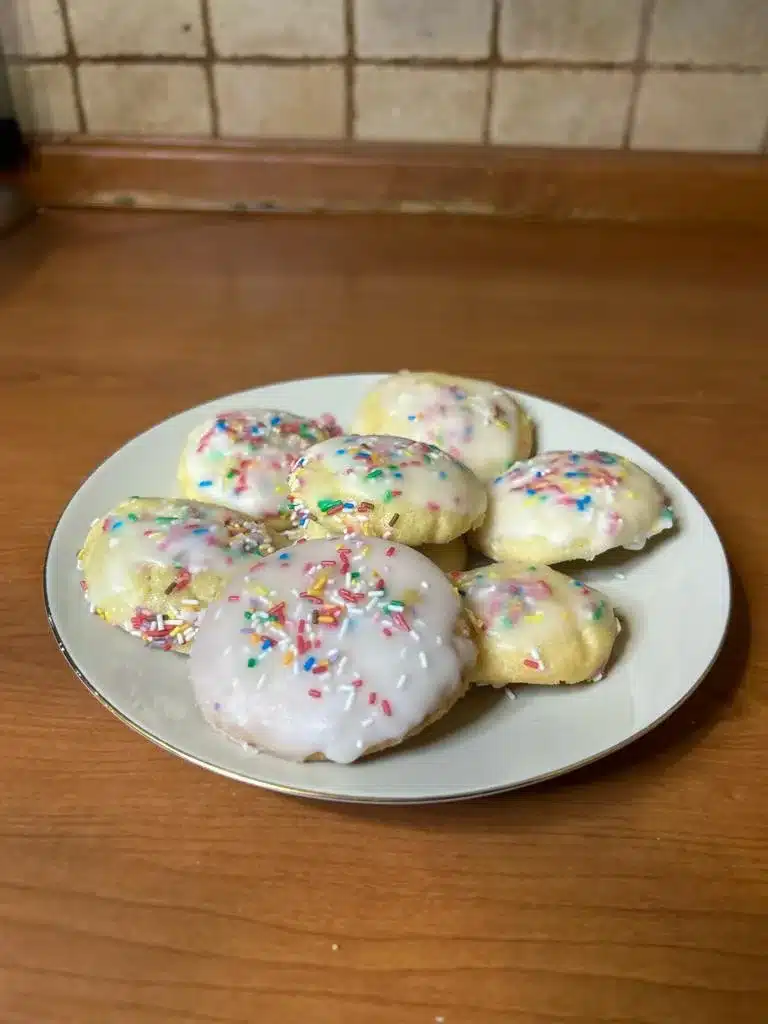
[78,497,275,652]
[454,562,619,686]
[302,519,468,574]
[178,409,341,529]
[472,450,674,564]
[288,434,486,546]
[189,537,477,763]
[352,371,533,481]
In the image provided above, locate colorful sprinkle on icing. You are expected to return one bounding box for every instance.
[183,409,341,522]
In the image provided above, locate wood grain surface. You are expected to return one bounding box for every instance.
[0,211,766,1024]
[23,138,768,226]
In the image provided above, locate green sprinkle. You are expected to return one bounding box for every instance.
[244,610,253,620]
[383,490,394,503]
[247,657,257,668]
[366,468,384,480]
[593,601,605,621]
[350,571,361,580]
[127,513,139,521]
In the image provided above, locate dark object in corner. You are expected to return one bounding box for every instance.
[0,118,29,173]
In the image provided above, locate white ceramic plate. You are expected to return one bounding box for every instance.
[45,374,730,804]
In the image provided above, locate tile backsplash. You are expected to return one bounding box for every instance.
[4,0,768,153]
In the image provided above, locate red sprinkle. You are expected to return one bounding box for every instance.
[311,665,328,675]
[321,560,337,567]
[368,692,377,705]
[297,635,311,656]
[382,627,393,637]
[381,699,393,717]
[339,588,365,604]
[227,595,241,603]
[352,678,364,688]
[308,688,322,699]
[391,612,410,632]
[523,658,541,670]
[385,546,396,557]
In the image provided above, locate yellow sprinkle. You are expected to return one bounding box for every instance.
[253,584,269,597]
[402,588,420,605]
[524,612,544,622]
[283,651,294,665]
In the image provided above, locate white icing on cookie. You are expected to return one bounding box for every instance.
[289,434,485,529]
[79,498,274,649]
[354,372,532,480]
[454,562,618,685]
[179,409,341,524]
[189,537,476,763]
[475,450,674,563]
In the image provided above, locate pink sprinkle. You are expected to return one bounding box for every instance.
[368,692,377,705]
[308,688,322,699]
[227,595,241,603]
[391,612,410,632]
[321,560,337,567]
[381,699,392,717]
[352,678,364,688]
[385,546,396,557]
[382,627,393,637]
[427,501,440,512]
[298,619,306,633]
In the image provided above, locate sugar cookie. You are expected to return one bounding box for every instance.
[178,409,341,529]
[288,434,486,546]
[454,562,619,686]
[78,497,275,652]
[472,450,674,564]
[189,537,477,763]
[352,371,533,481]
[302,519,468,574]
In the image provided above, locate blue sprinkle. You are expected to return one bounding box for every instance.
[439,471,448,479]
[279,552,291,560]
[213,702,221,710]
[394,472,403,479]
[110,520,123,530]
[407,414,416,421]
[568,453,581,463]
[336,448,346,455]
[526,488,537,496]
[303,656,316,671]
[198,480,213,488]
[576,496,592,511]
[261,638,273,651]
[192,527,208,535]
[270,416,281,425]
[343,501,355,509]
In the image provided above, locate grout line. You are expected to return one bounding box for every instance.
[623,0,657,148]
[55,0,86,133]
[482,0,501,144]
[344,0,355,140]
[14,54,768,74]
[199,0,219,138]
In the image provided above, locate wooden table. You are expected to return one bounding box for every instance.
[1,211,766,1024]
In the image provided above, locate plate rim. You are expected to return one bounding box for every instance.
[43,374,732,804]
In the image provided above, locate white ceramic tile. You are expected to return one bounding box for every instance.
[215,65,345,139]
[68,0,204,56]
[491,69,633,146]
[633,71,768,152]
[499,0,644,62]
[355,67,487,142]
[649,0,768,67]
[209,0,345,57]
[79,64,211,135]
[355,0,493,59]
[9,63,79,133]
[4,0,67,57]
